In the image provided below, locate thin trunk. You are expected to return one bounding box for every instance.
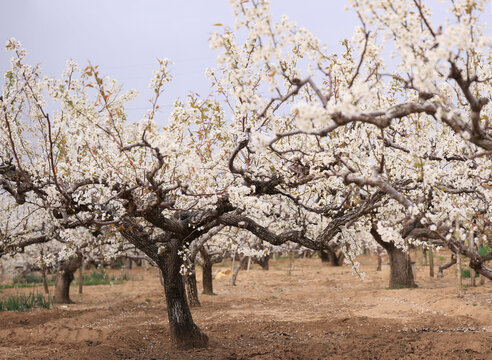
[159,241,208,349]
[471,269,476,286]
[230,256,247,286]
[468,232,476,287]
[428,247,434,278]
[201,260,214,295]
[422,248,428,266]
[288,251,294,276]
[54,255,82,304]
[41,268,49,295]
[247,256,251,271]
[376,248,382,271]
[457,254,464,298]
[78,263,83,294]
[185,263,200,308]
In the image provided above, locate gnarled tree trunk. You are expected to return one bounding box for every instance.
[371,225,416,288]
[159,239,208,349]
[54,254,82,304]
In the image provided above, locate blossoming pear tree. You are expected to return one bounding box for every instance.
[209,0,491,281]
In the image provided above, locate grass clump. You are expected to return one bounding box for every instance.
[461,268,480,278]
[13,273,44,284]
[0,290,51,312]
[74,270,132,286]
[1,272,52,290]
[0,283,39,290]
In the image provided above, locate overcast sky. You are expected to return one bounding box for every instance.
[0,1,359,124]
[1,1,490,125]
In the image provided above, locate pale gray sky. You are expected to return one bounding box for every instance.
[0,1,358,124]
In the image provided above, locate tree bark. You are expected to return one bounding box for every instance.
[371,225,416,288]
[326,247,345,266]
[78,263,83,294]
[54,254,82,304]
[41,267,49,295]
[428,247,434,277]
[201,260,214,295]
[317,247,345,266]
[240,256,249,270]
[230,256,247,286]
[288,251,294,275]
[317,250,330,263]
[254,254,270,270]
[387,245,417,288]
[457,254,464,297]
[159,241,208,349]
[376,248,382,271]
[185,263,201,307]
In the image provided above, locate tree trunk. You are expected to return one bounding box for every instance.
[241,256,249,270]
[159,241,208,349]
[288,251,294,275]
[371,225,416,288]
[322,246,345,266]
[457,254,464,297]
[317,250,330,263]
[54,255,82,304]
[201,261,214,295]
[78,263,83,294]
[185,263,200,307]
[422,248,428,266]
[387,246,417,288]
[428,247,434,277]
[254,255,270,270]
[230,256,247,286]
[376,248,382,271]
[41,268,49,295]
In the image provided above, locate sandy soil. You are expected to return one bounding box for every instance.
[0,254,490,360]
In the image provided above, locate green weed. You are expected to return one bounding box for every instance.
[0,290,51,311]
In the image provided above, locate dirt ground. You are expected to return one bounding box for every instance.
[0,254,491,360]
